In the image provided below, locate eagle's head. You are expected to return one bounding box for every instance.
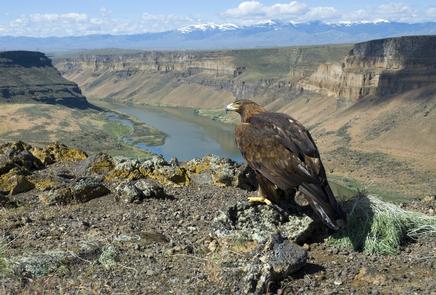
[225,99,265,122]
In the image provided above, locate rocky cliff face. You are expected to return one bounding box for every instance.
[0,51,88,108]
[301,36,436,100]
[54,45,351,109]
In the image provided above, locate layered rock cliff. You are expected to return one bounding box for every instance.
[54,45,351,109]
[0,51,88,108]
[301,36,436,100]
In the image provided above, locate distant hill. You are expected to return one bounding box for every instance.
[0,51,89,108]
[1,21,436,51]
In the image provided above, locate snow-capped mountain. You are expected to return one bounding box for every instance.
[1,21,436,51]
[178,23,240,34]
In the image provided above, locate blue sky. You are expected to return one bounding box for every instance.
[0,0,435,36]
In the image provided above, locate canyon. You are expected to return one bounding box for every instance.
[54,36,436,199]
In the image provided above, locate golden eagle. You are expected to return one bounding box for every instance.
[226,99,346,230]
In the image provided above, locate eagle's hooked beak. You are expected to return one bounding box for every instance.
[225,102,239,113]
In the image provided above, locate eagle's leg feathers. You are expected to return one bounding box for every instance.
[247,195,272,205]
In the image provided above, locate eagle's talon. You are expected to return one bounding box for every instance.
[247,196,272,205]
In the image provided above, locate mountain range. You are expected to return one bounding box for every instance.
[1,21,436,51]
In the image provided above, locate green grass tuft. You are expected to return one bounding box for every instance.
[98,245,119,269]
[328,194,436,255]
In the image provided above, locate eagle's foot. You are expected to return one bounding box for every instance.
[247,196,272,205]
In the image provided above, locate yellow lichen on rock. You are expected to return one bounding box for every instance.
[105,169,143,182]
[30,146,55,165]
[30,176,60,191]
[143,166,190,187]
[184,160,212,174]
[0,169,35,195]
[45,142,88,162]
[29,142,87,164]
[87,154,115,175]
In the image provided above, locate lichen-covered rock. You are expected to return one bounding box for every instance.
[138,156,190,187]
[115,181,143,203]
[29,146,54,165]
[135,179,166,199]
[44,142,88,162]
[82,153,115,175]
[0,168,35,195]
[148,166,190,187]
[0,141,44,175]
[13,251,70,277]
[106,157,143,181]
[30,176,62,191]
[40,177,110,205]
[12,241,102,278]
[208,203,313,294]
[29,142,87,165]
[139,155,168,173]
[116,179,167,203]
[213,201,313,244]
[242,234,307,294]
[184,155,257,189]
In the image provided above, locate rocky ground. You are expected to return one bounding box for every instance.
[0,142,435,295]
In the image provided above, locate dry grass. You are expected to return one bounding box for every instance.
[328,194,436,255]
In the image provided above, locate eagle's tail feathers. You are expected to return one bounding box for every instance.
[299,183,346,230]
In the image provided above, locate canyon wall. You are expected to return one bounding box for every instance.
[301,36,436,100]
[54,45,351,109]
[0,51,88,108]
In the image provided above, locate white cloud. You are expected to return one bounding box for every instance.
[223,1,436,24]
[223,1,307,19]
[0,12,200,37]
[303,7,338,21]
[341,2,436,23]
[222,1,341,23]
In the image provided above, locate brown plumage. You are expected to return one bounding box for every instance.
[226,99,346,230]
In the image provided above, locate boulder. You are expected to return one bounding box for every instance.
[43,142,87,162]
[116,179,167,203]
[0,141,44,175]
[81,153,115,175]
[209,202,314,294]
[213,201,313,244]
[147,166,190,187]
[13,241,102,278]
[40,177,110,205]
[139,156,190,187]
[135,179,166,198]
[0,168,35,195]
[106,157,142,181]
[242,234,307,294]
[30,142,87,164]
[184,155,257,189]
[115,181,143,203]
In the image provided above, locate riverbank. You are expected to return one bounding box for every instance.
[0,102,164,158]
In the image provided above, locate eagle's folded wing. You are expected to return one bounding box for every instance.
[235,119,320,190]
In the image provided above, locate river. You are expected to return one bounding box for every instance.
[108,103,243,162]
